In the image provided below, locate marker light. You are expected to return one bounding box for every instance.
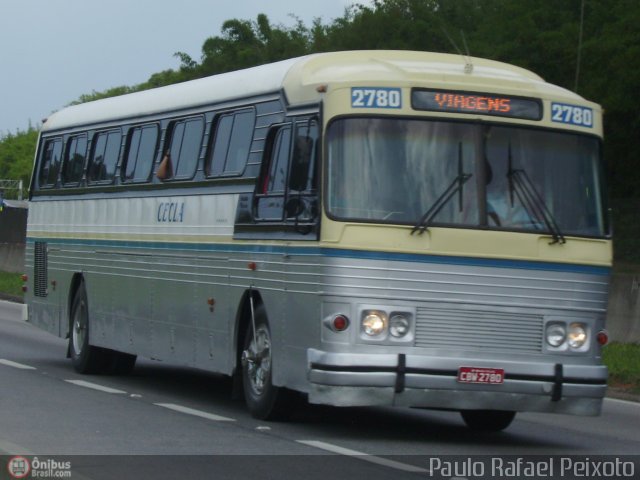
[332,314,350,332]
[596,330,609,346]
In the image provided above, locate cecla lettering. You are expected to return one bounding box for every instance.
[157,201,185,223]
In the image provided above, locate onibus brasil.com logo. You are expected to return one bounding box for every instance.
[7,456,71,478]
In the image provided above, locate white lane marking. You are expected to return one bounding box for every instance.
[65,379,127,394]
[0,359,37,370]
[154,403,236,422]
[0,438,36,456]
[296,440,429,473]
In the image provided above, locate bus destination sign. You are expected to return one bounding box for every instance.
[412,89,542,121]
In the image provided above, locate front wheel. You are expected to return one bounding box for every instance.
[241,306,291,420]
[460,410,516,431]
[69,282,108,374]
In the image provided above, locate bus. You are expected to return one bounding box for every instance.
[24,50,611,430]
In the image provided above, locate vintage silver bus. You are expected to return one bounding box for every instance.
[24,50,611,430]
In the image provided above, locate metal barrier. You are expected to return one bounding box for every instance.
[0,202,27,274]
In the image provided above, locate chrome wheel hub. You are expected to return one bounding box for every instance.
[245,325,271,396]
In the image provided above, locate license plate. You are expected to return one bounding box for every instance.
[457,367,504,385]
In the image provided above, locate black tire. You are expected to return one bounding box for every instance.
[241,305,291,420]
[460,410,516,431]
[69,282,109,374]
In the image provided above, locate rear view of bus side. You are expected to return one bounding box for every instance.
[25,51,611,430]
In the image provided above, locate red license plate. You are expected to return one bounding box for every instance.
[457,367,504,384]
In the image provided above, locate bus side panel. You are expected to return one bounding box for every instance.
[24,241,64,339]
[278,248,323,392]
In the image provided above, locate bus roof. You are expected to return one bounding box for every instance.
[42,50,588,132]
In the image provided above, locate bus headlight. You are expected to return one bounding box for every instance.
[545,322,566,347]
[389,314,410,338]
[362,311,387,336]
[544,319,592,352]
[357,306,415,344]
[568,323,588,349]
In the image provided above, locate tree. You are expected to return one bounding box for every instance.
[0,127,38,198]
[38,0,640,202]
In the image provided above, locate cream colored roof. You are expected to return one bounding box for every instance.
[42,50,590,132]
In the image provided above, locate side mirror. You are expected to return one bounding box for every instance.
[285,198,304,218]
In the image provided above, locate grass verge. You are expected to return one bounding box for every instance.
[0,269,22,299]
[603,342,640,394]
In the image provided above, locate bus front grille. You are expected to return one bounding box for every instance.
[415,307,543,353]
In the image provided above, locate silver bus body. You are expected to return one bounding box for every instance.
[25,51,611,425]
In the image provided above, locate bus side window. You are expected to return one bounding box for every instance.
[88,130,121,184]
[122,124,159,182]
[38,138,63,188]
[164,117,204,180]
[207,109,256,177]
[62,134,88,186]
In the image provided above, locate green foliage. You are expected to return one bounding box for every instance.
[0,270,22,298]
[1,0,637,258]
[189,14,313,77]
[70,85,138,105]
[0,127,38,198]
[603,342,640,392]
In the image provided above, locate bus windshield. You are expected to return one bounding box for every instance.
[327,117,606,238]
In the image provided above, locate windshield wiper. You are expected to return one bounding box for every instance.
[411,143,472,235]
[507,146,565,244]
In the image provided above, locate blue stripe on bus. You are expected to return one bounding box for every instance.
[26,237,611,276]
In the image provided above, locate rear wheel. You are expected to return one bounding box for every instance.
[241,306,291,420]
[69,282,109,374]
[460,410,516,431]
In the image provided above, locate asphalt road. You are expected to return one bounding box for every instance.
[1,300,639,479]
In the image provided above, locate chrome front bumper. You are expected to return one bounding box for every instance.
[307,349,608,416]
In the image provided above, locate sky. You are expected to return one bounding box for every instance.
[0,0,371,136]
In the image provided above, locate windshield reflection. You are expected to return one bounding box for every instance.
[327,118,606,238]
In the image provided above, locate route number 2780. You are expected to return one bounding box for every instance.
[551,102,593,128]
[351,88,402,109]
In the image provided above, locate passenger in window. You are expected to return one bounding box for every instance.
[156,151,173,180]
